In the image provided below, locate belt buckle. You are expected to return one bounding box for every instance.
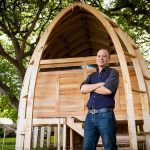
[90,109,95,114]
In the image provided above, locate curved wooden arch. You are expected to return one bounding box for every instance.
[16,2,150,149]
[78,3,138,149]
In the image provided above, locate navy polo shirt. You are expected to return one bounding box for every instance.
[81,67,119,109]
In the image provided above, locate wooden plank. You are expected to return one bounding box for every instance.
[15,66,32,150]
[24,48,43,149]
[70,128,73,150]
[40,127,45,148]
[47,126,51,148]
[63,118,66,150]
[33,106,56,110]
[114,27,150,149]
[135,49,150,107]
[33,111,87,118]
[35,64,143,119]
[57,119,61,150]
[56,74,60,113]
[33,127,38,149]
[124,51,136,58]
[30,2,80,62]
[40,62,83,69]
[40,54,121,65]
[114,28,146,92]
[33,118,64,126]
[47,30,109,58]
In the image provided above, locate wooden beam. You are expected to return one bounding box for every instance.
[132,89,146,93]
[40,127,45,148]
[33,118,64,126]
[70,128,73,150]
[15,66,32,150]
[124,51,136,58]
[40,54,119,65]
[57,119,61,150]
[24,48,43,149]
[47,126,51,148]
[114,27,150,149]
[63,118,67,150]
[33,127,38,149]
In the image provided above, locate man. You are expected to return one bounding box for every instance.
[80,49,119,150]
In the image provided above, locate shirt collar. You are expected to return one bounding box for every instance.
[96,66,110,73]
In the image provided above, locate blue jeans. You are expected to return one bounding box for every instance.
[83,111,117,150]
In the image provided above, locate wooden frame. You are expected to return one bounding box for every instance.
[16,2,150,150]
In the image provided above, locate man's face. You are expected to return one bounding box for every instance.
[96,49,110,68]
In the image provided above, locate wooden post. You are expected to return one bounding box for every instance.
[33,127,38,149]
[47,126,51,148]
[63,118,66,150]
[114,27,150,149]
[24,48,43,149]
[54,126,58,147]
[15,66,32,150]
[40,127,45,148]
[57,118,61,150]
[70,128,73,150]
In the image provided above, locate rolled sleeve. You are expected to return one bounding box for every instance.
[103,69,119,94]
[80,75,91,89]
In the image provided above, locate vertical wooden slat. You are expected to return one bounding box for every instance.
[57,118,61,150]
[40,127,45,148]
[15,66,32,150]
[24,48,43,149]
[56,74,60,113]
[33,127,38,149]
[70,128,73,150]
[63,118,66,150]
[47,126,51,148]
[54,127,58,147]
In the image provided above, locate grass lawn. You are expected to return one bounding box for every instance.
[0,136,58,150]
[0,138,15,150]
[0,136,55,149]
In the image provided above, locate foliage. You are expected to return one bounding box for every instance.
[102,0,150,69]
[0,0,149,121]
[0,0,63,120]
[0,95,17,122]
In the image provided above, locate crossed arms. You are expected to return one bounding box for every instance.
[80,82,112,95]
[80,69,119,95]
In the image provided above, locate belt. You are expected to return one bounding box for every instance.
[88,108,113,114]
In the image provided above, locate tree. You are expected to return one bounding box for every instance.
[0,0,149,121]
[0,0,63,120]
[83,0,150,67]
[102,0,150,68]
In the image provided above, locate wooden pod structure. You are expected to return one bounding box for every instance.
[16,2,150,150]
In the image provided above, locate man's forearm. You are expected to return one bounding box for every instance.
[94,86,112,95]
[80,83,103,94]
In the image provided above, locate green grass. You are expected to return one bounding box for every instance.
[0,136,54,149]
[0,138,15,150]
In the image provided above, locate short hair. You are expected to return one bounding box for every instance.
[97,48,110,57]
